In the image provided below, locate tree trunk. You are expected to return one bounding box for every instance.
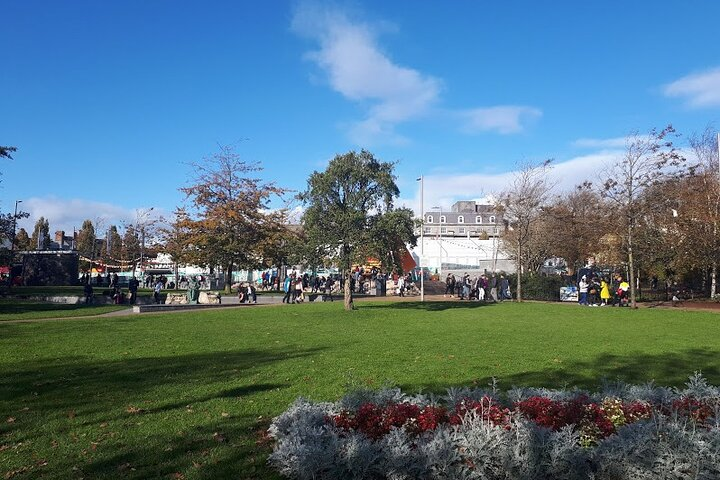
[712,261,717,298]
[627,227,637,308]
[516,244,522,302]
[224,262,233,293]
[344,269,354,310]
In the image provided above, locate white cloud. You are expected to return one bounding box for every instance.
[16,196,163,236]
[292,4,440,145]
[663,67,720,108]
[292,3,541,143]
[402,151,623,217]
[572,137,629,149]
[459,106,542,134]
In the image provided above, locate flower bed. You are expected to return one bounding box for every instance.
[268,374,720,479]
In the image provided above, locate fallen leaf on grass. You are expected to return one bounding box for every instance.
[212,432,227,443]
[4,466,29,478]
[6,417,15,424]
[67,410,76,420]
[221,412,229,417]
[125,406,145,414]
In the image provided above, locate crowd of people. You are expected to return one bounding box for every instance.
[577,274,632,306]
[443,272,512,302]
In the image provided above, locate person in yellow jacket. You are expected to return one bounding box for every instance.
[600,277,611,306]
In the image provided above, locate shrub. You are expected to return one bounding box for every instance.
[505,274,565,301]
[268,373,720,479]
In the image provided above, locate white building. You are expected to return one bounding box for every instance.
[411,201,515,275]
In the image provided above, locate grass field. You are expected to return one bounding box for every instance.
[0,300,129,321]
[2,301,720,479]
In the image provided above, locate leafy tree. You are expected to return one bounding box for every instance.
[30,217,51,250]
[99,225,123,268]
[180,145,286,292]
[122,226,141,274]
[0,146,16,160]
[299,150,417,310]
[15,228,30,251]
[497,160,555,302]
[158,209,192,283]
[544,183,610,274]
[600,125,685,308]
[76,220,96,272]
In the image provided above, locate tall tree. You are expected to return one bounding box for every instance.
[122,225,141,274]
[0,146,17,160]
[684,126,720,296]
[600,125,685,308]
[99,225,123,268]
[497,160,555,302]
[76,220,97,272]
[180,145,286,292]
[158,209,192,283]
[14,228,30,251]
[30,217,51,250]
[300,150,417,310]
[544,183,610,274]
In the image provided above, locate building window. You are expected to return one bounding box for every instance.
[457,215,464,224]
[489,216,496,223]
[426,215,433,223]
[440,227,447,234]
[494,227,499,234]
[440,215,446,224]
[476,216,482,223]
[459,227,465,234]
[424,227,432,234]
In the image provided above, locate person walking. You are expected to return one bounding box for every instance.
[578,275,589,306]
[600,277,611,306]
[282,275,293,303]
[444,273,455,297]
[489,274,498,303]
[128,276,139,304]
[153,279,163,304]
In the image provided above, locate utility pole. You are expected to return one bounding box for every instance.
[417,176,424,302]
[9,200,22,290]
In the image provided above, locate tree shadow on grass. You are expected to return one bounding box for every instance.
[1,346,322,407]
[401,348,720,393]
[357,300,498,312]
[1,347,320,479]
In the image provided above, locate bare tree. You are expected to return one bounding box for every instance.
[686,125,720,296]
[600,125,685,308]
[544,183,610,274]
[497,160,555,302]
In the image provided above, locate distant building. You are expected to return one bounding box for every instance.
[410,201,514,275]
[421,201,503,238]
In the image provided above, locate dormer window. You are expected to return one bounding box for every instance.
[426,215,433,223]
[457,215,464,224]
[489,216,496,223]
[476,216,482,223]
[440,216,446,224]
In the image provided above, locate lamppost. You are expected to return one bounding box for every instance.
[417,176,424,302]
[432,206,443,277]
[9,200,22,289]
[137,207,154,279]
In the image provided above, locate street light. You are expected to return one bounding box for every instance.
[9,200,22,288]
[137,207,154,278]
[432,206,443,277]
[416,176,424,302]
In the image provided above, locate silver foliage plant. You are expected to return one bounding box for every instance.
[268,374,720,479]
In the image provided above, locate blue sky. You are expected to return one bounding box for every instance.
[2,0,719,235]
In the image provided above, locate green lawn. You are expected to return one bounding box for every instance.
[0,300,129,321]
[2,301,720,479]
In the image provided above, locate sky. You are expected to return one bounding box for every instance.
[2,0,720,236]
